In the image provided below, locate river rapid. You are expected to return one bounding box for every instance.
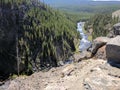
[77,22,91,51]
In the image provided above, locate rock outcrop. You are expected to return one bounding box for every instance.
[74,37,110,61]
[94,45,106,60]
[106,36,120,64]
[89,23,120,60]
[89,37,110,56]
[107,23,120,38]
[113,23,120,36]
[0,59,120,90]
[83,63,120,90]
[73,51,92,62]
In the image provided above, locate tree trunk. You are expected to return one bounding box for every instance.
[16,33,19,76]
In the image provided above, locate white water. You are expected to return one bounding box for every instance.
[77,22,91,51]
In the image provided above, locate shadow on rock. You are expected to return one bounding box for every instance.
[107,60,120,68]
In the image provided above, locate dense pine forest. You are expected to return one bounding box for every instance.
[0,0,79,79]
[84,14,119,39]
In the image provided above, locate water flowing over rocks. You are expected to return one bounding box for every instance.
[75,22,92,61]
[77,22,91,51]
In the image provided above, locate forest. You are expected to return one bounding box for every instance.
[0,0,79,79]
[54,1,120,39]
[84,14,119,39]
[55,2,120,23]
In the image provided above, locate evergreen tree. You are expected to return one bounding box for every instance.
[0,0,78,77]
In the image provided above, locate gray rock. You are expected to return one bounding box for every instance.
[89,37,110,55]
[83,62,120,90]
[107,30,114,38]
[73,51,92,62]
[113,23,120,36]
[106,36,120,64]
[95,45,106,60]
[107,23,120,38]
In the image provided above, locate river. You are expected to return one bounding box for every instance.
[77,22,91,51]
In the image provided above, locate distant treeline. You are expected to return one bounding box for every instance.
[58,4,120,23]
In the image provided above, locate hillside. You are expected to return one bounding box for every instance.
[0,1,120,89]
[84,13,119,39]
[43,0,120,7]
[112,9,120,19]
[0,0,79,79]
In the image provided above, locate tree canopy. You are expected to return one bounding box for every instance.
[0,0,79,78]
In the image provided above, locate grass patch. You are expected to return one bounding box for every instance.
[88,35,93,41]
[74,39,80,53]
[10,74,27,79]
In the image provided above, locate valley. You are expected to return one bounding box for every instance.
[0,0,120,90]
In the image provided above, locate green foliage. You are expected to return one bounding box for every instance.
[85,13,119,39]
[58,4,120,23]
[0,0,78,76]
[64,12,94,23]
[59,5,120,14]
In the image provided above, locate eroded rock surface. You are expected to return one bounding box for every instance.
[0,59,120,90]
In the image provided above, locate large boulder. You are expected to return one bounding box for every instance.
[106,36,120,64]
[94,45,106,60]
[89,37,110,55]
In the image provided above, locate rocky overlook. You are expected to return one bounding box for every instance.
[0,0,120,90]
[0,23,120,90]
[0,59,120,90]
